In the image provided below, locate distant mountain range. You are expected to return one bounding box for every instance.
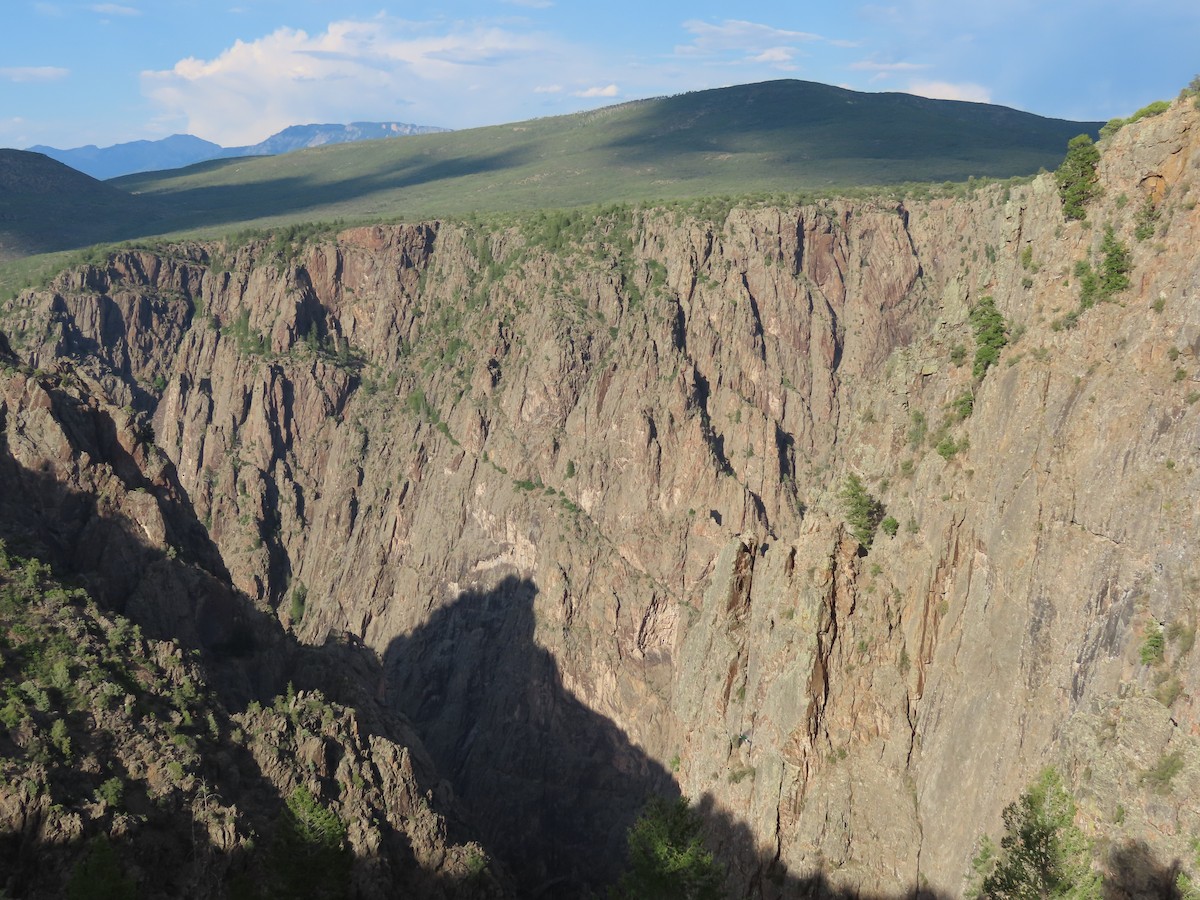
[27,122,452,180]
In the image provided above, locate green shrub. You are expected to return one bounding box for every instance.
[970,296,1008,378]
[289,583,308,625]
[880,516,899,537]
[1075,260,1099,309]
[97,776,125,808]
[1128,100,1171,123]
[50,718,72,758]
[952,391,975,420]
[614,797,724,900]
[1142,750,1184,793]
[66,835,135,900]
[908,410,928,448]
[1140,628,1165,665]
[269,786,351,898]
[1101,100,1171,139]
[1098,226,1131,297]
[1134,200,1160,241]
[1056,135,1101,220]
[841,474,885,550]
[936,434,968,460]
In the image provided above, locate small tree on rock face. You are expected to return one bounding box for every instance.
[1098,226,1131,297]
[269,786,350,898]
[841,474,884,550]
[970,296,1008,378]
[615,796,724,900]
[1056,134,1101,220]
[968,769,1101,900]
[66,835,135,900]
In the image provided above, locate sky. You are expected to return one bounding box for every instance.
[2,1,1198,150]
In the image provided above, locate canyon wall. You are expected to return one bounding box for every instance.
[2,97,1199,896]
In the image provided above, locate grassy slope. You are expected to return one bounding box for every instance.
[0,150,168,260]
[2,80,1101,268]
[113,80,1100,235]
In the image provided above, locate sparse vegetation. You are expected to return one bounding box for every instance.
[269,786,351,897]
[952,391,975,421]
[1167,620,1195,654]
[1056,134,1101,220]
[1140,627,1165,665]
[970,296,1008,377]
[1098,226,1131,297]
[66,835,135,900]
[1141,750,1184,793]
[908,410,928,448]
[289,582,308,625]
[841,473,885,550]
[1134,200,1160,241]
[936,434,968,460]
[1100,100,1172,139]
[220,308,269,356]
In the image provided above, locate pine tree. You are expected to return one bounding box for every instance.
[1055,134,1101,220]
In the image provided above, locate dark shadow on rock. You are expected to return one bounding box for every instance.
[0,366,505,897]
[1,358,1191,900]
[383,575,679,895]
[1102,840,1186,900]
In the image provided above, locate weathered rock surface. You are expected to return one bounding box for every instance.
[3,96,1200,896]
[0,344,503,895]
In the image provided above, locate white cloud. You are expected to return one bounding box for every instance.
[534,84,562,93]
[905,80,992,103]
[574,84,618,98]
[0,66,70,83]
[676,19,824,60]
[749,48,796,65]
[141,17,577,144]
[851,60,929,73]
[0,118,31,150]
[502,0,553,6]
[90,3,140,15]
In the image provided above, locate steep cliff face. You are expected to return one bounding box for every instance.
[3,97,1199,896]
[0,351,503,898]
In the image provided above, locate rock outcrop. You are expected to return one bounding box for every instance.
[2,96,1199,896]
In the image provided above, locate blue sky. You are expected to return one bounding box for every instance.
[2,0,1198,150]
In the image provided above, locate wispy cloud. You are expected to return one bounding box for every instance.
[675,18,826,65]
[748,47,798,67]
[534,84,563,93]
[851,60,929,73]
[33,2,64,16]
[573,84,618,98]
[905,80,991,103]
[89,3,140,15]
[502,0,553,7]
[0,66,70,83]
